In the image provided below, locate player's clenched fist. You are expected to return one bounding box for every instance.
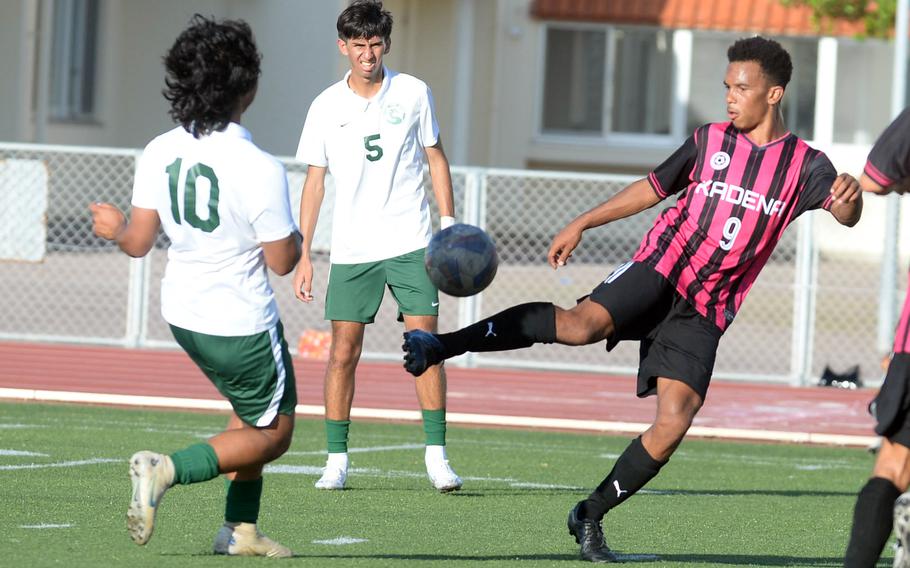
[90,202,127,241]
[829,173,860,204]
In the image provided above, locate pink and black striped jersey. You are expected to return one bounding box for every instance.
[864,108,910,353]
[633,122,836,331]
[864,107,910,189]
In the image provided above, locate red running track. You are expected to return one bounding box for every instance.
[0,341,877,441]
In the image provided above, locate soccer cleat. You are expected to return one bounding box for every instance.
[213,522,292,558]
[127,451,175,545]
[894,493,910,568]
[426,458,463,493]
[314,464,347,490]
[567,502,618,563]
[402,330,446,377]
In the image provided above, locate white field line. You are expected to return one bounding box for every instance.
[266,464,583,490]
[285,443,424,457]
[19,524,74,529]
[0,458,120,471]
[312,537,369,545]
[0,387,878,448]
[0,450,47,457]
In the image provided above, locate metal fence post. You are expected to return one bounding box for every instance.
[790,214,816,385]
[454,168,485,368]
[124,151,149,348]
[124,256,150,347]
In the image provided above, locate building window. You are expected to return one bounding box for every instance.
[611,28,672,135]
[834,38,893,144]
[541,28,605,133]
[778,37,817,142]
[540,25,674,139]
[50,0,99,121]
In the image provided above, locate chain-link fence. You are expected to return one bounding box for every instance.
[0,142,897,385]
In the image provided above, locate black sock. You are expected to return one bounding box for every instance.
[437,302,556,358]
[579,436,665,521]
[844,477,901,568]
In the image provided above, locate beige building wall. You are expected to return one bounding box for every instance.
[0,2,25,141]
[5,0,343,156]
[361,0,498,168]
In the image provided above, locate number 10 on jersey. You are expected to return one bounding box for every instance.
[165,158,221,232]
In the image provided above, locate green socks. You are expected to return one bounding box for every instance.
[224,477,263,524]
[326,419,351,453]
[170,443,220,485]
[325,412,445,450]
[422,409,447,446]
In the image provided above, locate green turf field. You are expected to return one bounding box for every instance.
[0,401,890,567]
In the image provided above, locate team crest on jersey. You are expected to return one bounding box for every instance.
[710,151,731,170]
[384,103,405,125]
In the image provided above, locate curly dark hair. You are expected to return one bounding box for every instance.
[727,36,792,89]
[163,14,261,138]
[337,0,393,42]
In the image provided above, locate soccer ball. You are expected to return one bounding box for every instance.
[425,223,498,297]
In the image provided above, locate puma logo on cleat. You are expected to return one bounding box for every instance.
[613,480,628,498]
[485,322,496,337]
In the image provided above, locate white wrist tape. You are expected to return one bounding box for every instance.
[440,216,456,230]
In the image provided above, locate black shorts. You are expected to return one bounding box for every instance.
[872,352,910,447]
[587,261,722,401]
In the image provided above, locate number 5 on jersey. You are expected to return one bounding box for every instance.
[165,158,221,232]
[364,134,383,162]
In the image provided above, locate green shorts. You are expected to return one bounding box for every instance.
[325,248,439,323]
[170,321,297,427]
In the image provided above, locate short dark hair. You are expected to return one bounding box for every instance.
[163,14,261,138]
[727,36,792,89]
[337,0,393,42]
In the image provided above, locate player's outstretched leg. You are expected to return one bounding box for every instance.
[127,451,176,545]
[402,302,557,376]
[567,502,617,563]
[214,521,292,558]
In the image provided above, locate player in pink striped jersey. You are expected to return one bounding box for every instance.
[845,107,910,568]
[402,36,862,562]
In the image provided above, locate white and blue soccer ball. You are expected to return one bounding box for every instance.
[425,223,498,297]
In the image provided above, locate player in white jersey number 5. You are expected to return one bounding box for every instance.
[293,0,461,493]
[90,15,300,557]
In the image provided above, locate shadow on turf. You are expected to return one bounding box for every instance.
[646,554,843,566]
[640,488,857,498]
[429,488,858,498]
[258,553,843,565]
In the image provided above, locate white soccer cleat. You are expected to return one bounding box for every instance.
[895,493,910,568]
[426,458,463,493]
[314,455,348,490]
[213,522,292,558]
[127,451,175,545]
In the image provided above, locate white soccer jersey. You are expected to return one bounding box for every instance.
[131,123,296,336]
[296,67,439,264]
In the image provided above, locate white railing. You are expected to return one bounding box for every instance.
[0,142,900,386]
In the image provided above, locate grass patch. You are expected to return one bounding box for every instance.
[0,402,884,567]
